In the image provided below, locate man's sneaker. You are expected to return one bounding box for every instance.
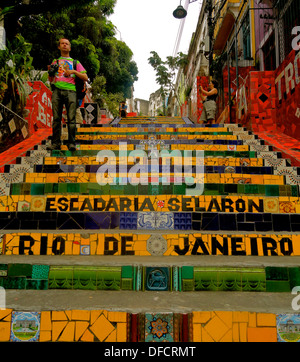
[68,144,76,151]
[46,144,61,151]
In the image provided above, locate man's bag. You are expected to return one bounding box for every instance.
[73,59,87,101]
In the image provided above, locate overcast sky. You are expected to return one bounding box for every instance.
[109,0,202,100]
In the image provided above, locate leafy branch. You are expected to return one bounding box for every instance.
[148,51,187,115]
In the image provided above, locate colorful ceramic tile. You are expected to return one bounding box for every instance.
[10,312,41,342]
[145,313,174,342]
[146,234,167,256]
[145,267,169,291]
[277,314,300,342]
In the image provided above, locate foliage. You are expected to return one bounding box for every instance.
[90,75,123,117]
[148,51,187,115]
[18,0,138,98]
[0,34,33,114]
[1,0,138,115]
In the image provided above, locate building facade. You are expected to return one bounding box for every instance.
[173,0,300,138]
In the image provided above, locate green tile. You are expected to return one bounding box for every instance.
[48,266,74,289]
[7,263,32,277]
[182,279,194,291]
[121,266,133,279]
[73,268,97,290]
[121,278,133,290]
[288,268,300,289]
[265,185,279,197]
[10,184,21,195]
[26,279,48,290]
[266,267,289,280]
[31,184,45,195]
[58,183,68,193]
[181,266,194,279]
[0,264,7,277]
[32,265,50,279]
[266,280,291,292]
[96,267,121,290]
[67,183,80,193]
[245,184,259,194]
[240,269,266,292]
[0,276,26,289]
[44,183,53,193]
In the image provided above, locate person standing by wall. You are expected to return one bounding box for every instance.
[119,101,127,118]
[199,80,218,125]
[47,38,88,151]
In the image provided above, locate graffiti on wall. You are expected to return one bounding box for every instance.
[25,81,52,136]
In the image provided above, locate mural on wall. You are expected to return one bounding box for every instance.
[0,81,53,154]
[236,71,277,132]
[275,50,300,138]
[25,81,52,136]
[234,49,300,137]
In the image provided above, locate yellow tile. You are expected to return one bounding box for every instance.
[220,329,233,342]
[204,314,229,342]
[256,313,276,327]
[0,321,11,341]
[248,312,257,328]
[116,323,127,342]
[40,311,51,331]
[52,311,68,321]
[215,311,233,329]
[233,311,249,323]
[239,322,248,342]
[80,327,94,342]
[232,323,239,342]
[90,310,102,325]
[105,328,117,342]
[72,310,90,321]
[52,321,68,341]
[59,321,75,342]
[247,327,277,342]
[0,309,12,320]
[75,321,89,341]
[201,327,214,342]
[90,314,115,342]
[39,331,51,342]
[108,311,127,323]
[193,324,202,342]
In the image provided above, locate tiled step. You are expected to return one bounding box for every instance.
[0,258,299,293]
[7,182,298,196]
[2,231,300,256]
[1,117,299,343]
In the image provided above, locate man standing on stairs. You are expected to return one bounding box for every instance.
[199,80,218,125]
[47,38,88,151]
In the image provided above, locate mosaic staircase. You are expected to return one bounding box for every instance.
[0,116,300,342]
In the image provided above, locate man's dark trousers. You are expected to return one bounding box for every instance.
[51,87,77,147]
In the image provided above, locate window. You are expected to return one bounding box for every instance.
[242,11,251,60]
[262,31,276,70]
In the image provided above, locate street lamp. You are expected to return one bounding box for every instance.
[173,0,198,19]
[173,1,187,19]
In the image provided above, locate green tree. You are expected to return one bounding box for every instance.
[148,51,187,115]
[0,34,33,113]
[91,75,123,117]
[1,0,96,40]
[18,1,138,97]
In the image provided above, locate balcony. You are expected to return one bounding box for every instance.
[213,0,241,55]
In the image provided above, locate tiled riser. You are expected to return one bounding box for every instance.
[2,211,300,231]
[3,233,300,256]
[0,264,298,293]
[7,183,298,196]
[0,309,289,342]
